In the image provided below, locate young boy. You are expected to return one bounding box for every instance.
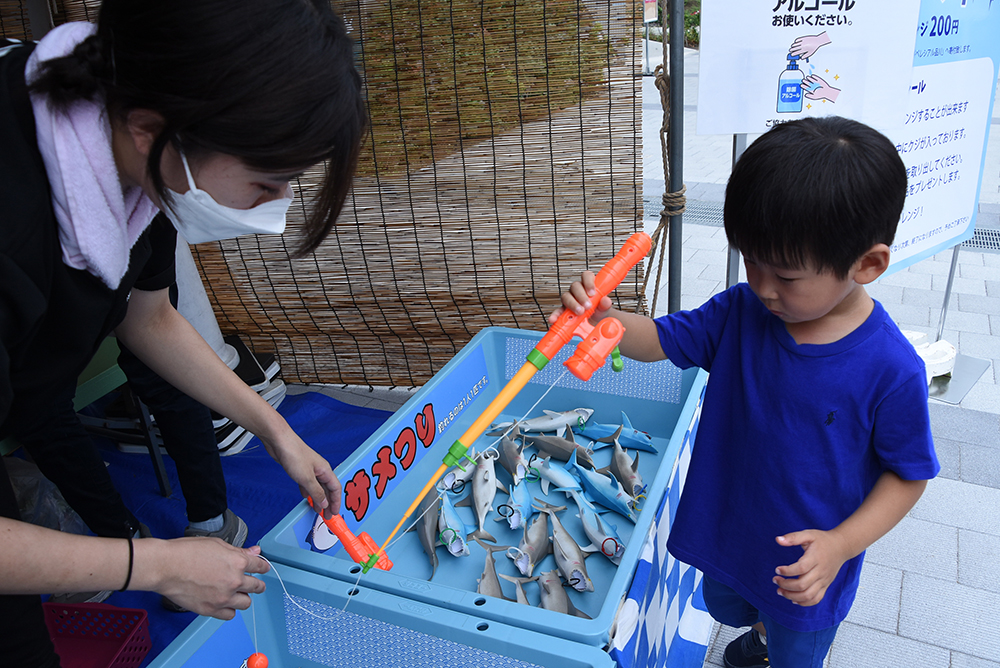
[553,116,939,667]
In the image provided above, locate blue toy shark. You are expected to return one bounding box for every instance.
[571,411,657,454]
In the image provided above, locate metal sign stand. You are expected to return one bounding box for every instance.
[928,243,990,403]
[724,135,747,289]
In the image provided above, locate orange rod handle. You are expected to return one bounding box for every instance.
[535,232,651,361]
[376,361,538,557]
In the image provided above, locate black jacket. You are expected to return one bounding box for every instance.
[0,39,176,438]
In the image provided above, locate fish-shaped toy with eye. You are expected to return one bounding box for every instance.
[561,487,626,565]
[522,427,602,469]
[507,503,560,576]
[572,412,657,454]
[536,569,592,619]
[488,408,595,435]
[456,450,505,543]
[472,537,514,602]
[497,426,530,486]
[597,441,645,498]
[533,501,594,592]
[438,491,473,557]
[405,488,442,578]
[496,479,535,532]
[532,456,582,496]
[569,450,638,523]
[438,447,478,493]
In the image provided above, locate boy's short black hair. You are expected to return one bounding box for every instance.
[724,116,907,278]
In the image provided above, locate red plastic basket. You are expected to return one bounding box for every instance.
[43,602,151,668]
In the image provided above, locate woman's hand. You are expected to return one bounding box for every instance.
[135,539,270,620]
[263,430,342,517]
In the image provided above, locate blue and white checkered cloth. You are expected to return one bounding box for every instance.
[610,385,713,668]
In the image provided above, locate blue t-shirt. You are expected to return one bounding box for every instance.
[656,283,939,632]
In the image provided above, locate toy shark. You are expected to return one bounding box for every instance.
[406,489,441,579]
[562,487,626,565]
[534,501,594,592]
[532,456,582,496]
[569,450,638,523]
[507,505,557,576]
[489,408,595,435]
[496,479,535,531]
[456,450,505,543]
[597,441,645,498]
[438,446,478,493]
[472,537,514,602]
[536,569,592,619]
[496,426,530,485]
[499,573,537,606]
[438,491,473,557]
[572,411,657,454]
[522,427,604,469]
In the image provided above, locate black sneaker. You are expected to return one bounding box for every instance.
[724,629,769,668]
[224,335,268,392]
[162,510,248,612]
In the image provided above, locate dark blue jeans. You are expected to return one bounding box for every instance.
[117,339,227,523]
[14,345,228,534]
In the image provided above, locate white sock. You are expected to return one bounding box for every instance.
[189,513,225,533]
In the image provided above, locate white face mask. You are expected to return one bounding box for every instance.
[162,151,294,244]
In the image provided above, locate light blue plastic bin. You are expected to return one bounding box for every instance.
[260,327,707,648]
[149,565,615,667]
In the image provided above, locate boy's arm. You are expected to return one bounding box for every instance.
[772,470,927,607]
[550,270,667,362]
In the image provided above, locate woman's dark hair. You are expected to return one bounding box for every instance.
[30,0,367,256]
[724,116,907,278]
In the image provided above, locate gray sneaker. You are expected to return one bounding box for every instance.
[49,523,151,605]
[161,510,248,612]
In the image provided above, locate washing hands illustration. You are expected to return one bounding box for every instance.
[802,74,840,102]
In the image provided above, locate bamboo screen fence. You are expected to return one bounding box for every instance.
[3,0,647,387]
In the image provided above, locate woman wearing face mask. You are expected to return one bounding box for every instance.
[0,1,365,665]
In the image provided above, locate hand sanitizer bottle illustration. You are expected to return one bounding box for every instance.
[777,54,804,113]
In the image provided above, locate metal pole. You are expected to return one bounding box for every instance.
[25,0,53,39]
[666,0,684,313]
[726,134,748,288]
[935,243,961,342]
[645,24,650,74]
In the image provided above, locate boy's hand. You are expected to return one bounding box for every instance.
[772,529,852,607]
[548,271,615,325]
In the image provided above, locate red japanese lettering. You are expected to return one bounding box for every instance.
[394,428,417,470]
[343,469,371,522]
[372,445,397,499]
[415,403,436,448]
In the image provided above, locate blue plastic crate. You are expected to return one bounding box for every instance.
[149,564,614,667]
[260,327,707,648]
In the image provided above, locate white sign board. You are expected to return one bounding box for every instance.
[886,1,1000,272]
[644,0,658,24]
[697,1,920,135]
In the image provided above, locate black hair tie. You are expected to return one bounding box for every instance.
[119,535,134,592]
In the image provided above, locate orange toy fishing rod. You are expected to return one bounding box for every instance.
[350,232,652,573]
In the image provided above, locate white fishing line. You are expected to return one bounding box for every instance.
[245,369,573,655]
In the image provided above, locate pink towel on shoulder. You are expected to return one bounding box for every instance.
[25,22,158,289]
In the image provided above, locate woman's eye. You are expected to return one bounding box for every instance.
[258,184,281,195]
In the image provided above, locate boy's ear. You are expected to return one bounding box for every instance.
[853,243,891,285]
[123,109,166,158]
